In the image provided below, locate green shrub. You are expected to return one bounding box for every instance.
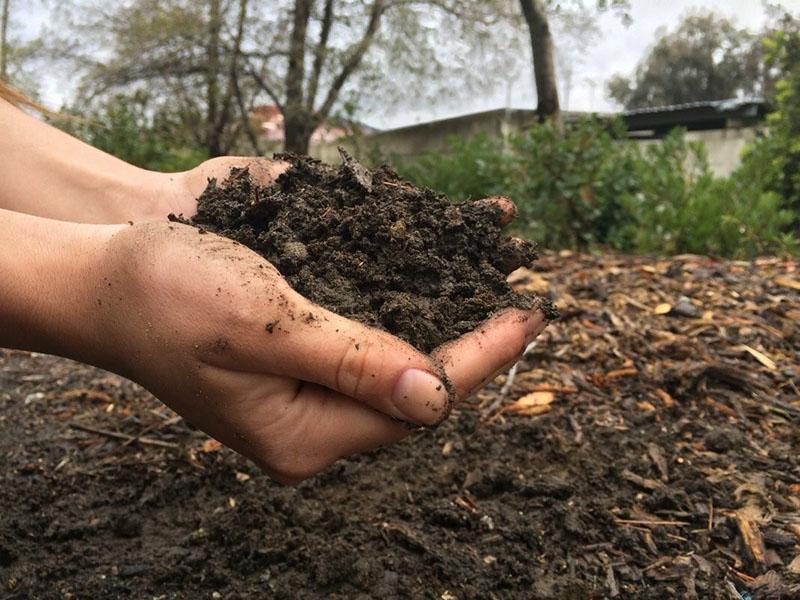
[506,117,639,248]
[392,118,797,258]
[735,17,800,224]
[57,91,208,172]
[394,133,510,202]
[614,131,797,256]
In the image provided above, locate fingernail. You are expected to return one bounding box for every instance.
[392,369,449,426]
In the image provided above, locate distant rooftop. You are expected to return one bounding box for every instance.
[622,98,767,137]
[371,98,767,140]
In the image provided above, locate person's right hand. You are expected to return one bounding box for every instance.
[87,218,546,484]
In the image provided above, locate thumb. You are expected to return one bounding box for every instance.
[255,294,451,426]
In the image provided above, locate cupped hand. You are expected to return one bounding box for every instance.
[91,220,545,484]
[116,158,548,484]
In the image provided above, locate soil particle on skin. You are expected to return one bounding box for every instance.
[180,150,556,353]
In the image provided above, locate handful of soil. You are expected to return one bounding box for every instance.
[179,150,555,353]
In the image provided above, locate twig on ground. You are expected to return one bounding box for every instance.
[481,340,538,421]
[69,423,179,449]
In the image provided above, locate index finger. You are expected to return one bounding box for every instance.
[432,308,548,399]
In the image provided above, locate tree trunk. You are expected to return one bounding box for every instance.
[205,0,223,156]
[284,118,314,154]
[519,0,562,130]
[0,0,10,80]
[283,0,312,153]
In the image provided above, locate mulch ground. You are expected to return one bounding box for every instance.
[1,251,799,599]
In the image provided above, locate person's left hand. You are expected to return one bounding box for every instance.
[149,157,290,220]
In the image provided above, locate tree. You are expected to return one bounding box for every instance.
[54,0,514,156]
[63,0,259,158]
[607,12,769,109]
[519,0,560,127]
[518,0,628,129]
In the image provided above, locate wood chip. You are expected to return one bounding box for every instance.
[775,276,800,291]
[735,510,767,567]
[503,391,555,416]
[654,303,672,315]
[740,344,777,370]
[201,439,222,453]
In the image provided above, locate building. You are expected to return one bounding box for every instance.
[313,98,768,177]
[250,104,351,147]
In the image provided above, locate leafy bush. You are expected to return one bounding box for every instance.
[735,15,800,225]
[394,133,511,202]
[505,117,639,248]
[615,132,796,256]
[57,91,208,172]
[393,118,797,258]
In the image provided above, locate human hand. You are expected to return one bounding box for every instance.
[90,215,546,484]
[152,157,290,221]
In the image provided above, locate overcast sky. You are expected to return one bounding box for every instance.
[378,0,800,129]
[12,0,800,130]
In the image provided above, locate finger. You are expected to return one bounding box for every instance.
[493,236,539,275]
[234,289,451,426]
[462,196,518,227]
[187,157,290,197]
[432,308,547,399]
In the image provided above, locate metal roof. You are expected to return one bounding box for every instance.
[622,97,765,116]
[622,97,767,134]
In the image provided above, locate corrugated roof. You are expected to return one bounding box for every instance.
[623,97,765,116]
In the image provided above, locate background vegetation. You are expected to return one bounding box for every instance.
[393,119,798,259]
[393,11,800,258]
[2,2,799,258]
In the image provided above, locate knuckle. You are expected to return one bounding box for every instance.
[334,339,372,397]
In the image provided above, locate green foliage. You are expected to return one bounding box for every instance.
[394,134,510,202]
[736,13,800,221]
[505,117,639,248]
[614,132,796,256]
[607,12,769,109]
[394,118,797,258]
[58,91,207,172]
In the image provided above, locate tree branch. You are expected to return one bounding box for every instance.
[285,0,312,114]
[306,0,334,113]
[315,0,384,121]
[232,70,262,154]
[245,58,285,111]
[217,0,249,150]
[206,0,223,155]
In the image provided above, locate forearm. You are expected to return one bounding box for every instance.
[0,99,172,223]
[0,208,121,364]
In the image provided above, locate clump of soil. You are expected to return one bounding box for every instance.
[179,150,555,353]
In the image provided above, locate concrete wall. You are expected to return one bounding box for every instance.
[685,127,758,177]
[311,109,760,177]
[312,109,541,164]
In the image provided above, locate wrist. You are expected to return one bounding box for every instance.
[0,99,174,223]
[0,209,123,364]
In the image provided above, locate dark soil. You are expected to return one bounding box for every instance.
[177,150,551,353]
[2,252,800,599]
